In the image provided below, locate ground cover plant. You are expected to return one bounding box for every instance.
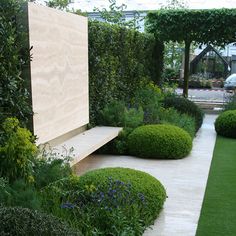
[41,168,166,235]
[128,124,192,159]
[215,110,236,138]
[196,136,236,236]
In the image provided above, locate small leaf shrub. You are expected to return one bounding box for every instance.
[0,118,37,182]
[158,107,195,138]
[163,95,204,132]
[41,168,166,235]
[215,110,236,138]
[0,206,81,236]
[128,124,192,159]
[98,100,144,128]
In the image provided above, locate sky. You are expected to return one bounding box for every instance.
[67,0,236,12]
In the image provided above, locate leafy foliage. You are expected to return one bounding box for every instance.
[158,107,195,138]
[163,96,204,132]
[128,124,192,159]
[42,168,166,235]
[132,82,163,124]
[224,93,236,111]
[0,118,37,183]
[93,0,142,30]
[0,206,81,236]
[0,178,42,210]
[215,110,236,138]
[0,0,32,126]
[33,149,72,190]
[47,0,71,10]
[98,100,144,128]
[146,8,236,96]
[89,21,159,124]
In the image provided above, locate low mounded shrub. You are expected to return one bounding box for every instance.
[215,110,236,138]
[0,206,81,236]
[41,168,166,235]
[163,96,204,132]
[128,124,192,159]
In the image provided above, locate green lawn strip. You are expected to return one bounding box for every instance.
[196,136,236,236]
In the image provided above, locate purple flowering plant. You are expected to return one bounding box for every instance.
[57,177,148,235]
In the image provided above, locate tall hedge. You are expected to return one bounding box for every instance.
[0,0,32,127]
[89,21,159,124]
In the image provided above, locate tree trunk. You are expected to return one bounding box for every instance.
[183,41,191,97]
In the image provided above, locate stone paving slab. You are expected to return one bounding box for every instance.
[74,115,217,236]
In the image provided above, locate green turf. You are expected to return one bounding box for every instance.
[196,136,236,236]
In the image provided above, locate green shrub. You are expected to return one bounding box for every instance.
[0,118,37,182]
[215,110,236,138]
[132,82,163,123]
[33,148,72,190]
[0,206,81,236]
[41,168,166,235]
[224,93,236,111]
[128,124,192,159]
[98,100,144,128]
[163,95,204,132]
[0,179,42,210]
[159,107,195,138]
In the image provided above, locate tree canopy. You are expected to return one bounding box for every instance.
[146,8,236,96]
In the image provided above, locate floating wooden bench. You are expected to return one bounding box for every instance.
[53,126,122,166]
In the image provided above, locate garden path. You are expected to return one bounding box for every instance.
[74,114,217,236]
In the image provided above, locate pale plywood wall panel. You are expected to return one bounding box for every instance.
[28,3,89,144]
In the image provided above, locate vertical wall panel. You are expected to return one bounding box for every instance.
[28,3,89,144]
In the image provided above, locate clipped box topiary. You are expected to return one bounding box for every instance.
[215,110,236,138]
[0,206,81,236]
[78,167,166,222]
[128,124,192,159]
[163,96,204,132]
[42,168,166,235]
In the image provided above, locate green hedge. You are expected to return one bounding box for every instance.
[89,21,159,124]
[0,206,81,236]
[215,110,236,138]
[0,0,31,127]
[128,124,192,159]
[163,96,204,132]
[41,168,166,235]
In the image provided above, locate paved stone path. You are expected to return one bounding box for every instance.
[74,114,217,236]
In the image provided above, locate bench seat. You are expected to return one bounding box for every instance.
[53,126,122,166]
